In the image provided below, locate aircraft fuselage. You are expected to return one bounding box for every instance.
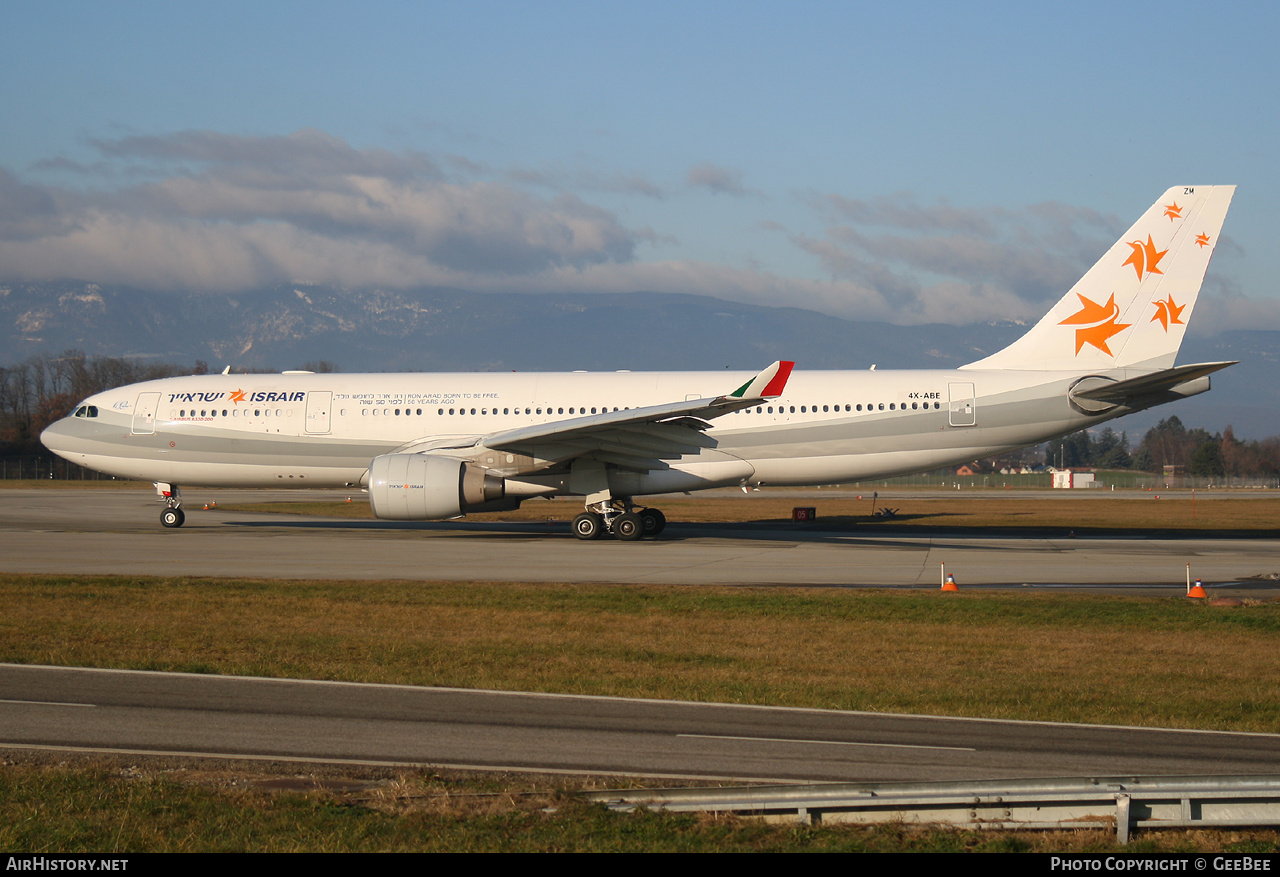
[42,366,1137,495]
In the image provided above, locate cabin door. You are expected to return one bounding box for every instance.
[131,392,160,435]
[948,382,976,427]
[305,391,332,434]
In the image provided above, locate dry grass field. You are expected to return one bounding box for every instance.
[9,749,1280,853]
[5,573,1280,732]
[4,748,1278,853]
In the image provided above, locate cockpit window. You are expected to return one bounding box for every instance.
[73,406,99,418]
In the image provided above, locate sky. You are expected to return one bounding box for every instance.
[2,0,1277,332]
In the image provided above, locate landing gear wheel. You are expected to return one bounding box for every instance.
[640,508,666,537]
[572,512,604,540]
[160,507,185,529]
[614,512,644,541]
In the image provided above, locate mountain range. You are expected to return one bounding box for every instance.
[3,281,1276,439]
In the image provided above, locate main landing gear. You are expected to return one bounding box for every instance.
[157,483,185,528]
[572,502,666,541]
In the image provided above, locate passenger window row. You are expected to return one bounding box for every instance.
[353,406,626,416]
[163,400,945,421]
[737,401,944,414]
[336,401,944,418]
[173,409,289,418]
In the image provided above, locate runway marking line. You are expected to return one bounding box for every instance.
[678,733,975,752]
[0,698,95,708]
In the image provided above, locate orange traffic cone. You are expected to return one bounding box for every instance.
[942,573,959,592]
[1188,578,1208,599]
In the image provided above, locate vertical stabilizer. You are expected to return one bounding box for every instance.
[963,185,1234,371]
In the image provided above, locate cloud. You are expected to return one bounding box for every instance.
[791,191,1132,322]
[90,128,444,183]
[1188,270,1280,335]
[507,164,666,199]
[0,169,77,241]
[0,129,641,288]
[811,191,1001,236]
[517,258,899,323]
[686,161,751,196]
[2,130,1270,333]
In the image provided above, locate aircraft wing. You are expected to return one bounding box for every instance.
[480,360,794,471]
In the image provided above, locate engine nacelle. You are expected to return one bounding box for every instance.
[367,453,506,520]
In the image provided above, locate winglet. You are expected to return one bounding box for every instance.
[730,360,794,400]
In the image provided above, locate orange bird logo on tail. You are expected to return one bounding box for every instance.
[1150,295,1186,331]
[1122,234,1168,280]
[1059,293,1131,355]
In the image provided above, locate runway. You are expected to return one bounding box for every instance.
[2,488,1278,592]
[5,664,1280,782]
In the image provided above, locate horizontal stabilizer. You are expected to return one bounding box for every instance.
[1072,361,1236,403]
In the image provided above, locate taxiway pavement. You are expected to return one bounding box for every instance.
[1,489,1277,592]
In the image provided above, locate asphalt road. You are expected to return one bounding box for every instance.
[5,664,1279,783]
[1,488,1277,592]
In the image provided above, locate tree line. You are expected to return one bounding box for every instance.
[0,351,190,456]
[1042,417,1280,477]
[2,350,1277,477]
[0,351,335,457]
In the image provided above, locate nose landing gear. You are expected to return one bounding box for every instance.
[156,483,185,528]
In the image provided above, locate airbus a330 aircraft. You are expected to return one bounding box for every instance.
[42,185,1236,540]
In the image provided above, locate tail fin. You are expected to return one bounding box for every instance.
[963,185,1235,371]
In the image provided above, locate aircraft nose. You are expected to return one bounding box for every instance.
[41,418,80,457]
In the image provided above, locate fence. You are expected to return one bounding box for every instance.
[848,471,1280,490]
[0,456,125,481]
[6,455,1280,490]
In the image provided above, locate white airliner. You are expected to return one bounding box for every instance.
[43,185,1236,539]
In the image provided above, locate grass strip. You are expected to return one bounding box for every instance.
[4,574,1280,732]
[5,753,1279,853]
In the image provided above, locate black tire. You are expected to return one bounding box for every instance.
[614,512,644,541]
[572,512,603,540]
[160,507,185,529]
[640,508,666,536]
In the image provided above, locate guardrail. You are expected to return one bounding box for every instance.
[584,774,1280,844]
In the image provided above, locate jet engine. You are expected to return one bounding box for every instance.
[367,453,508,520]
